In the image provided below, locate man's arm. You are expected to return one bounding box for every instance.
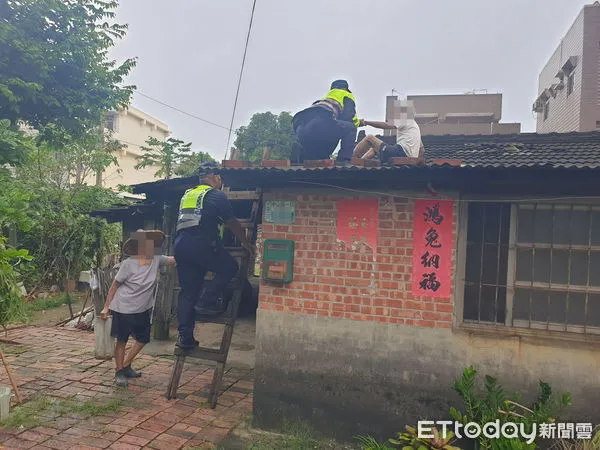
[101,279,122,319]
[362,120,397,130]
[224,218,249,247]
[214,191,252,252]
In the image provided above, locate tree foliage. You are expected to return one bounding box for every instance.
[37,123,124,186]
[174,150,216,177]
[135,137,193,180]
[233,111,296,162]
[0,119,35,167]
[6,139,123,290]
[0,236,32,327]
[0,0,130,324]
[0,0,137,134]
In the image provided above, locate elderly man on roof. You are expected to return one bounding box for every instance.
[353,100,424,163]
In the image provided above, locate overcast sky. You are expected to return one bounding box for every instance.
[109,0,589,160]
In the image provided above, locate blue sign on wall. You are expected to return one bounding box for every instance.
[264,200,296,224]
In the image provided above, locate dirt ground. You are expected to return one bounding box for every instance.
[26,292,90,327]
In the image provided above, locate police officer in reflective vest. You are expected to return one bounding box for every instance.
[291,79,363,163]
[173,162,251,349]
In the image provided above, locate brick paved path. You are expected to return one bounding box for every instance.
[0,326,254,449]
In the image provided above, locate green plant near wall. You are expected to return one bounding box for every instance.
[356,425,461,450]
[391,425,461,450]
[0,237,32,328]
[450,366,572,450]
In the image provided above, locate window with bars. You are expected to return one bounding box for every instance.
[461,202,600,334]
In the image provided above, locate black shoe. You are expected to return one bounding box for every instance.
[176,336,199,350]
[115,370,128,387]
[122,364,141,378]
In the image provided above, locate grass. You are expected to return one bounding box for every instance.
[218,418,355,450]
[0,395,125,430]
[0,344,27,355]
[28,294,71,311]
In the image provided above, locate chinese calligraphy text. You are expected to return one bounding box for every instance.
[411,200,454,298]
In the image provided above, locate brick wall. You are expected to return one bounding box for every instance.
[258,191,457,328]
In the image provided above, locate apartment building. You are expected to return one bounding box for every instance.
[384,93,521,136]
[101,105,170,189]
[533,2,600,133]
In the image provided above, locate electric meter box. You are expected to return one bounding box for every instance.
[262,239,294,283]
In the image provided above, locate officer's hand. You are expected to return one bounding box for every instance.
[100,308,110,320]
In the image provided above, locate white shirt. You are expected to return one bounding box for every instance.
[394,119,422,158]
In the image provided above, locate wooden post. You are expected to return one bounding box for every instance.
[0,349,22,405]
[262,146,271,160]
[153,201,175,340]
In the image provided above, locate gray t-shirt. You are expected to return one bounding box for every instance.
[110,255,169,314]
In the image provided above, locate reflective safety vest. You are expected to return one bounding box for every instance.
[313,88,360,127]
[175,185,224,238]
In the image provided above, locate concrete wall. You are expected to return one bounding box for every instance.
[102,105,170,189]
[535,7,586,133]
[407,94,503,121]
[581,4,600,131]
[253,190,600,442]
[384,94,521,136]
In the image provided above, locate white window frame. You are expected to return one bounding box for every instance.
[455,200,600,336]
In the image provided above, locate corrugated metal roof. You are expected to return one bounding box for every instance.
[129,131,600,194]
[421,130,600,169]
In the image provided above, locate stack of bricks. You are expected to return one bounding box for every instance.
[259,193,456,328]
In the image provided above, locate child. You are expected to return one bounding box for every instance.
[101,230,175,387]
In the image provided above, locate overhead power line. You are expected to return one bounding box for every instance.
[224,0,258,160]
[134,90,231,131]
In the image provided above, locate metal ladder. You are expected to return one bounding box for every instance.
[165,188,261,408]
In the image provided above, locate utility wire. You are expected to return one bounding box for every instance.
[224,0,257,160]
[134,90,231,131]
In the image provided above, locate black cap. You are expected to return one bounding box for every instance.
[331,79,349,90]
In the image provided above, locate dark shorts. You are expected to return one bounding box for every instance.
[110,309,152,344]
[379,142,408,162]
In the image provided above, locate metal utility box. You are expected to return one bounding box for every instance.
[262,239,294,283]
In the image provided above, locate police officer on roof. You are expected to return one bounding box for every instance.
[291,79,363,163]
[173,161,251,350]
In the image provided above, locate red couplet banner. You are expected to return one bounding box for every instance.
[411,199,454,298]
[336,199,379,256]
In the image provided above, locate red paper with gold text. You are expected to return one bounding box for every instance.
[336,199,378,256]
[411,199,454,298]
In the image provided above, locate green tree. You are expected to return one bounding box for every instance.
[0,119,34,168]
[36,123,124,187]
[135,137,193,180]
[174,151,216,177]
[0,0,137,134]
[234,111,296,162]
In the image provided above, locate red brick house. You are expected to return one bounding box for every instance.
[95,131,600,442]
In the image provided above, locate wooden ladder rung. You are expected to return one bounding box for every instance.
[174,346,227,363]
[195,314,235,325]
[224,191,261,201]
